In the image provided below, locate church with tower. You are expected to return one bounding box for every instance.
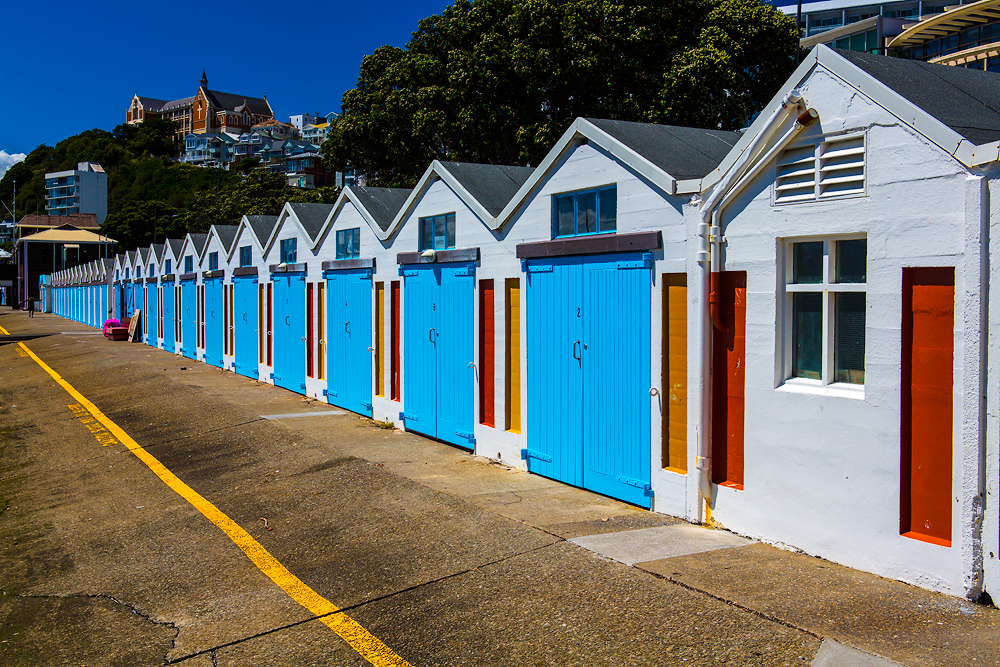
[126,72,274,142]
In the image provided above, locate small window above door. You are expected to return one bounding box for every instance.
[553,186,616,238]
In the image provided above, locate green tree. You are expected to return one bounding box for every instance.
[100,200,179,249]
[324,0,799,187]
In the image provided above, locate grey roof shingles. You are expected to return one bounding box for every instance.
[204,89,271,116]
[246,215,279,246]
[438,162,536,217]
[287,203,335,241]
[167,238,185,259]
[584,119,743,181]
[350,187,411,231]
[152,244,164,262]
[189,233,209,256]
[834,48,1000,145]
[213,225,239,253]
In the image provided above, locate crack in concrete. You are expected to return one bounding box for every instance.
[161,540,563,664]
[0,589,181,665]
[635,568,823,641]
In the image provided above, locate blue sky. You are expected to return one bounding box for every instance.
[0,0,452,158]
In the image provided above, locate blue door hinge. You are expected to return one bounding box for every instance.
[329,389,338,397]
[322,389,328,396]
[526,263,552,273]
[362,401,373,410]
[399,411,417,421]
[455,430,475,442]
[520,448,552,463]
[300,383,306,390]
[271,372,277,380]
[454,265,475,277]
[617,475,654,497]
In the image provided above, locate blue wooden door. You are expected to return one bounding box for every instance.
[100,286,107,327]
[325,269,373,416]
[233,276,258,378]
[162,281,175,351]
[181,279,196,359]
[524,253,652,508]
[402,266,438,438]
[524,258,584,488]
[146,285,157,346]
[580,256,652,507]
[204,278,223,367]
[436,264,475,445]
[401,264,475,448]
[325,272,347,408]
[346,271,373,416]
[125,283,134,318]
[273,273,306,393]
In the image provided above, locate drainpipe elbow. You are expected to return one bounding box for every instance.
[709,272,725,332]
[697,457,712,501]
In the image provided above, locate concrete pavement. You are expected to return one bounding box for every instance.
[0,309,996,665]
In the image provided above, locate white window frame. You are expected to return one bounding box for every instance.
[772,130,867,205]
[778,234,867,398]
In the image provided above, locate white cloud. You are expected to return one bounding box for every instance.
[0,151,26,178]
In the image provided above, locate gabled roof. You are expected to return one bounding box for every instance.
[247,215,279,245]
[389,161,535,239]
[832,48,1000,146]
[704,44,1000,188]
[151,243,164,262]
[162,96,195,112]
[437,162,535,217]
[189,233,209,257]
[349,187,411,232]
[166,238,185,259]
[286,202,335,242]
[136,96,168,112]
[315,187,411,249]
[583,119,742,181]
[212,225,239,253]
[138,248,149,265]
[496,117,739,229]
[204,89,272,117]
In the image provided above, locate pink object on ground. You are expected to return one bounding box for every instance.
[103,319,121,337]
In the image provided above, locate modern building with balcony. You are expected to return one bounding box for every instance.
[768,0,978,53]
[44,162,107,225]
[888,0,1000,69]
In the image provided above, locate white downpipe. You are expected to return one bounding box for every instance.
[694,92,816,508]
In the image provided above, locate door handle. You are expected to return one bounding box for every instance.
[243,313,247,321]
[345,321,350,334]
[368,347,375,352]
[285,315,289,325]
[429,327,436,342]
[301,337,307,342]
[573,340,581,361]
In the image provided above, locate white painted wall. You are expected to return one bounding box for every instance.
[713,64,983,597]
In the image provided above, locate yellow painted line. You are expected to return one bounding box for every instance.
[3,325,412,667]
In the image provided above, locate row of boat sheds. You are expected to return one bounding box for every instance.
[39,46,1000,600]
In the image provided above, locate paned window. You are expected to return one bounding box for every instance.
[209,252,218,271]
[125,268,129,280]
[239,245,252,267]
[783,237,867,387]
[149,264,154,277]
[420,213,455,250]
[336,228,360,259]
[553,186,616,238]
[280,238,297,264]
[165,259,171,274]
[185,256,193,273]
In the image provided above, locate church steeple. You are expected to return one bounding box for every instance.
[200,70,208,88]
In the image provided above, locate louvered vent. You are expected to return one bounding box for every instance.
[818,135,865,198]
[774,144,817,203]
